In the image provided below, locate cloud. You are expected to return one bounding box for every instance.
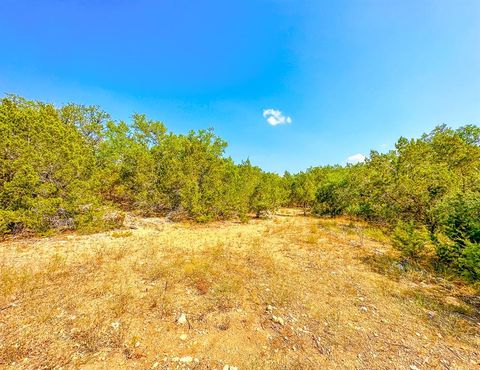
[263,109,292,126]
[346,153,366,164]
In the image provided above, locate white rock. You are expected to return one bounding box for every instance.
[111,321,120,330]
[223,365,238,370]
[177,313,187,324]
[272,315,285,325]
[180,356,193,363]
[266,304,273,312]
[410,366,419,370]
[180,334,188,341]
[151,362,159,369]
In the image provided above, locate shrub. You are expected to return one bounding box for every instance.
[75,207,125,234]
[0,96,102,235]
[391,221,430,259]
[433,191,480,280]
[459,241,480,281]
[0,210,20,236]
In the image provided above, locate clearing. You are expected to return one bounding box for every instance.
[1,210,479,369]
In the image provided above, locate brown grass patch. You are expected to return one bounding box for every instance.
[0,212,478,368]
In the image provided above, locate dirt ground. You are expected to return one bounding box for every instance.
[1,210,479,369]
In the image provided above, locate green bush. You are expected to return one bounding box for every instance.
[0,96,106,235]
[433,191,480,280]
[435,235,480,281]
[459,241,480,281]
[391,221,430,259]
[0,210,20,235]
[75,207,125,234]
[435,191,480,244]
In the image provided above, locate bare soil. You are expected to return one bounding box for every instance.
[1,210,479,369]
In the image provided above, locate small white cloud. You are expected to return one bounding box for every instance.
[347,153,366,164]
[263,108,292,126]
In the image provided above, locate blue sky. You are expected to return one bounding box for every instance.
[1,0,479,173]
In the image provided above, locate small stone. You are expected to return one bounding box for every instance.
[180,356,193,363]
[134,341,140,348]
[272,315,285,325]
[266,304,273,312]
[360,306,368,312]
[177,313,187,325]
[223,365,238,370]
[180,334,188,341]
[151,362,159,369]
[111,321,120,330]
[410,365,419,370]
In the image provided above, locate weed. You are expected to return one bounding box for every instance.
[111,230,133,238]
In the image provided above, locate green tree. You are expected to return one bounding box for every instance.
[0,95,101,233]
[290,171,316,215]
[96,114,164,212]
[250,172,286,218]
[59,103,109,149]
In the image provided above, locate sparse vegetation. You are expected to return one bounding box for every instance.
[0,213,478,368]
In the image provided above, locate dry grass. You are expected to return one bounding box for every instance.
[0,211,479,369]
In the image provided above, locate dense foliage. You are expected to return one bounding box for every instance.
[1,94,478,281]
[286,125,480,281]
[0,95,285,234]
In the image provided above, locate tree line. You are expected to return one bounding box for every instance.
[286,125,480,281]
[0,95,286,233]
[1,95,479,280]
